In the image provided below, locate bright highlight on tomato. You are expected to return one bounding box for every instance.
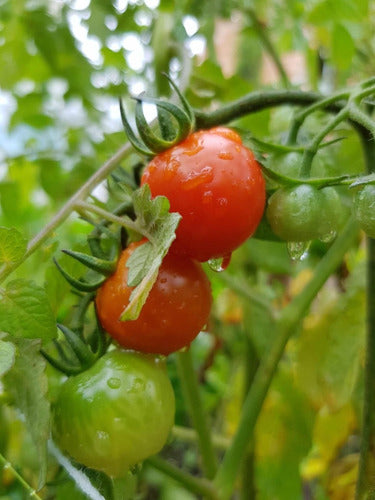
[95,241,212,355]
[141,127,266,262]
[52,350,175,477]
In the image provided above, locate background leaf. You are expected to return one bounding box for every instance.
[0,226,27,265]
[0,338,16,377]
[3,338,50,488]
[0,279,56,344]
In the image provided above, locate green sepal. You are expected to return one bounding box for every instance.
[53,258,106,292]
[53,339,74,364]
[135,95,192,150]
[89,304,111,357]
[62,249,116,276]
[119,98,154,157]
[162,72,196,127]
[40,349,83,376]
[157,106,176,141]
[80,216,119,241]
[57,323,96,366]
[87,235,108,260]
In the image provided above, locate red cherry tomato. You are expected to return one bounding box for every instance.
[141,127,266,262]
[95,241,212,355]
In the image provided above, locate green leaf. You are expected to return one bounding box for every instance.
[295,258,366,410]
[332,24,355,71]
[3,338,50,488]
[120,184,181,321]
[256,369,314,500]
[0,226,27,265]
[126,240,154,286]
[0,338,16,377]
[0,279,56,344]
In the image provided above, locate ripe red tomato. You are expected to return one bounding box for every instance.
[141,127,266,262]
[95,241,212,355]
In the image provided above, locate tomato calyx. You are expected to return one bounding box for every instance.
[119,74,195,157]
[41,299,111,376]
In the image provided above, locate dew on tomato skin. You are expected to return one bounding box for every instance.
[182,166,213,190]
[164,158,180,180]
[319,230,337,243]
[217,197,228,208]
[107,377,121,389]
[182,142,204,156]
[202,190,213,204]
[96,430,109,441]
[218,152,234,160]
[132,377,146,392]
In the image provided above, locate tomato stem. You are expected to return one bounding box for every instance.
[355,237,375,499]
[146,455,219,500]
[0,453,42,500]
[213,217,359,500]
[111,474,137,500]
[286,91,349,145]
[300,107,349,178]
[176,350,218,479]
[246,7,291,88]
[172,425,231,450]
[355,137,375,499]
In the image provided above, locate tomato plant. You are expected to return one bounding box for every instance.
[353,184,375,238]
[95,240,212,355]
[266,184,342,242]
[52,349,175,477]
[141,127,266,262]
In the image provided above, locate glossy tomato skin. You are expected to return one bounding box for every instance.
[53,350,175,477]
[95,241,212,355]
[141,127,266,262]
[266,184,342,242]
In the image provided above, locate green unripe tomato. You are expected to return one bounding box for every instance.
[267,152,302,178]
[266,184,342,242]
[353,184,375,238]
[319,187,343,240]
[52,350,175,477]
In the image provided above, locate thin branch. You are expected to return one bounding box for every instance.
[145,456,218,500]
[194,89,342,129]
[0,453,42,500]
[247,8,291,88]
[214,217,359,500]
[176,350,218,480]
[172,425,231,451]
[0,142,133,284]
[355,135,375,499]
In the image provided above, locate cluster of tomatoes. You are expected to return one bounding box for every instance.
[52,126,266,478]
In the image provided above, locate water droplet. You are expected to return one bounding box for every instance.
[164,158,180,180]
[217,197,228,210]
[96,430,109,441]
[319,230,337,243]
[208,254,232,272]
[133,377,145,391]
[107,377,121,389]
[218,151,233,160]
[287,241,310,261]
[202,190,213,204]
[183,166,213,190]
